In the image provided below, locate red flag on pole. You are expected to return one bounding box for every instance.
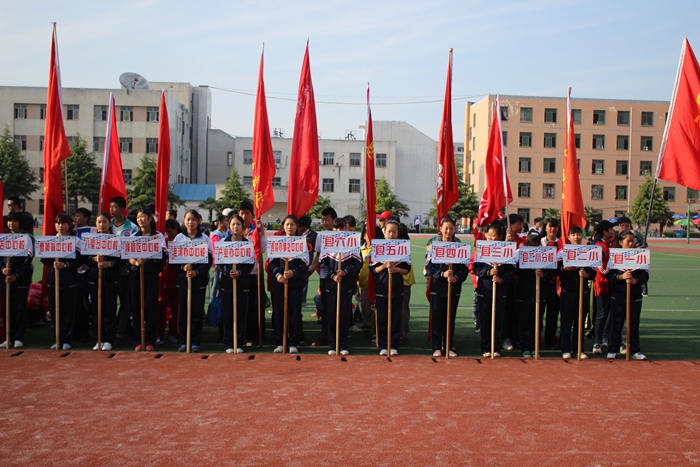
[365,84,377,304]
[561,87,586,241]
[437,49,459,222]
[99,93,128,215]
[477,96,512,227]
[656,38,700,192]
[155,90,171,234]
[287,41,319,218]
[252,44,276,220]
[42,24,71,236]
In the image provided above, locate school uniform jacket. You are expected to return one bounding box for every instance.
[0,235,34,289]
[471,262,515,299]
[369,261,410,298]
[320,254,362,293]
[425,260,469,298]
[217,235,254,292]
[127,232,165,276]
[171,232,213,289]
[40,238,84,289]
[555,262,596,295]
[269,256,309,290]
[607,268,649,301]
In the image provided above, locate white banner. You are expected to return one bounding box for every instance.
[608,248,650,271]
[561,244,602,268]
[0,234,31,257]
[475,241,517,265]
[518,246,557,269]
[267,236,309,264]
[35,236,76,259]
[428,241,471,265]
[214,241,255,265]
[80,233,120,256]
[319,231,361,258]
[371,239,411,264]
[168,239,209,264]
[121,235,164,260]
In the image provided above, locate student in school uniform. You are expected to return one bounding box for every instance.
[592,220,616,355]
[238,200,268,346]
[158,219,181,345]
[540,218,562,350]
[397,222,415,345]
[502,214,527,352]
[109,196,139,343]
[515,231,547,358]
[72,207,93,342]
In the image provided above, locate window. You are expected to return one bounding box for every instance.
[376,153,387,167]
[349,179,361,193]
[273,150,281,165]
[473,114,476,128]
[593,134,605,149]
[520,107,533,123]
[93,137,105,153]
[227,152,233,166]
[40,136,44,151]
[40,105,46,120]
[272,177,281,187]
[502,131,508,147]
[39,168,44,183]
[616,160,628,175]
[592,160,604,174]
[14,104,27,119]
[94,105,107,121]
[123,169,133,184]
[120,137,132,153]
[641,111,654,127]
[688,188,699,201]
[615,185,628,201]
[544,133,556,148]
[575,133,581,149]
[640,161,653,176]
[614,210,626,218]
[120,106,133,122]
[519,132,532,148]
[67,136,74,147]
[14,135,27,151]
[542,183,556,199]
[617,135,629,150]
[323,152,334,166]
[572,109,582,125]
[543,158,556,173]
[350,152,361,167]
[500,106,508,121]
[617,110,630,126]
[146,138,158,154]
[519,157,531,173]
[471,160,475,175]
[472,137,476,151]
[66,105,79,120]
[641,136,653,152]
[663,187,675,202]
[517,208,530,224]
[243,176,253,186]
[593,110,606,125]
[147,107,159,122]
[591,185,604,200]
[39,199,44,215]
[544,108,557,123]
[518,183,531,198]
[243,150,253,164]
[322,178,334,192]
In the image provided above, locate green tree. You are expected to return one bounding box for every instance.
[64,134,100,211]
[542,208,560,221]
[376,176,410,217]
[199,197,219,223]
[218,167,250,212]
[629,176,671,232]
[584,205,603,233]
[307,195,332,219]
[0,126,39,199]
[126,155,182,211]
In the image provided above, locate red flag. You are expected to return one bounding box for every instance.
[252,44,276,220]
[42,24,71,236]
[437,49,459,222]
[656,38,700,191]
[287,41,319,218]
[477,96,512,227]
[155,90,171,234]
[365,84,377,304]
[99,93,127,215]
[561,87,586,241]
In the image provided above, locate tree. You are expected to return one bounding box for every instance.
[218,167,250,212]
[428,164,479,227]
[64,134,100,211]
[630,176,671,232]
[306,195,332,219]
[0,126,39,199]
[584,205,603,233]
[199,197,219,223]
[126,155,182,211]
[376,176,410,217]
[542,208,560,221]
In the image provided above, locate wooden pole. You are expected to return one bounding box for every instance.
[445,264,453,359]
[257,258,263,347]
[139,265,146,351]
[186,276,192,353]
[97,268,103,351]
[233,264,238,352]
[374,300,379,348]
[577,274,584,361]
[335,253,342,356]
[5,258,10,349]
[283,259,289,354]
[55,261,60,351]
[491,280,496,360]
[535,274,541,359]
[387,262,393,355]
[626,279,631,361]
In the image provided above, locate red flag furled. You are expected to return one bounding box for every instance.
[365,84,377,304]
[476,96,512,227]
[99,93,128,215]
[252,44,276,226]
[155,90,171,234]
[42,24,71,236]
[561,87,586,241]
[656,38,700,192]
[287,41,319,218]
[437,49,459,223]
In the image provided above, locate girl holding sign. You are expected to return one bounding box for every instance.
[218,214,253,354]
[606,231,649,360]
[128,209,165,351]
[425,217,469,357]
[173,210,212,353]
[515,232,547,358]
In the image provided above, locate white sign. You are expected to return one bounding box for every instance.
[267,236,309,264]
[371,239,411,264]
[475,241,517,265]
[608,248,650,271]
[428,241,471,265]
[0,234,31,257]
[168,239,209,264]
[35,236,77,259]
[561,245,602,268]
[80,233,120,256]
[319,231,361,258]
[121,235,164,260]
[214,241,255,265]
[518,246,557,269]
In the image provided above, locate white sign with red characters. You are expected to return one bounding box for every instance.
[214,241,255,265]
[81,233,120,256]
[267,236,310,264]
[371,239,411,264]
[561,244,602,268]
[428,241,471,265]
[518,246,557,269]
[121,235,165,260]
[35,236,77,259]
[319,231,361,259]
[475,241,517,265]
[0,234,31,257]
[168,239,209,264]
[608,248,650,271]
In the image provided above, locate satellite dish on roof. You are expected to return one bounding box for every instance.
[119,72,150,90]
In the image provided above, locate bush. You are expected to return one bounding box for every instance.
[662,230,676,237]
[271,223,281,231]
[422,227,438,234]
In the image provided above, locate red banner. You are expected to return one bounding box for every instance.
[99,93,127,215]
[155,91,171,234]
[253,45,276,218]
[365,84,376,304]
[561,87,586,241]
[437,49,458,222]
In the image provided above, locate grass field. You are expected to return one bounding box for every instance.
[16,237,700,359]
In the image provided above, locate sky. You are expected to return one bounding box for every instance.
[1,0,699,142]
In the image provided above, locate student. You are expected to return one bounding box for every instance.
[167,209,178,220]
[616,216,648,297]
[606,230,649,360]
[425,217,469,357]
[158,219,181,345]
[268,215,309,354]
[369,219,409,356]
[540,218,562,350]
[357,224,384,337]
[515,232,547,358]
[209,214,229,303]
[556,226,595,359]
[218,214,254,354]
[238,200,267,346]
[296,215,315,306]
[109,196,138,344]
[0,212,34,349]
[592,220,616,354]
[41,213,84,350]
[398,222,415,345]
[84,213,122,351]
[502,214,526,352]
[472,222,515,358]
[308,207,337,347]
[72,207,93,343]
[321,218,361,355]
[128,209,165,351]
[172,210,212,353]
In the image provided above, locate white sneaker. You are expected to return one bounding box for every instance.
[632,352,647,360]
[50,343,57,350]
[562,352,572,359]
[236,348,244,354]
[13,340,23,348]
[492,352,501,358]
[62,343,71,350]
[592,344,603,354]
[226,348,236,354]
[607,352,617,359]
[340,350,349,356]
[379,349,388,356]
[448,350,457,358]
[273,346,283,353]
[390,349,398,356]
[579,353,588,359]
[288,346,298,354]
[502,338,514,351]
[349,325,361,332]
[482,352,491,358]
[328,350,336,355]
[101,342,112,351]
[93,343,100,351]
[432,350,442,357]
[0,341,6,348]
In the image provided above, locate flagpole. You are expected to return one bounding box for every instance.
[496,96,510,231]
